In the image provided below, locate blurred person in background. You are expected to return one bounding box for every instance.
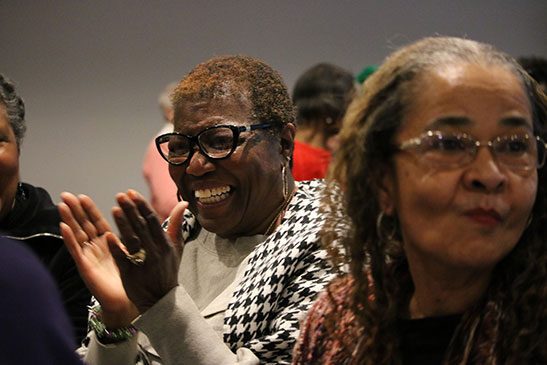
[291,63,355,181]
[143,81,179,221]
[0,73,90,342]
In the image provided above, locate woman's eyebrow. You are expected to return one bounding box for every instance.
[427,116,532,131]
[427,116,471,129]
[500,116,531,128]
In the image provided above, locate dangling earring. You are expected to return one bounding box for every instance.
[282,164,288,200]
[177,190,183,202]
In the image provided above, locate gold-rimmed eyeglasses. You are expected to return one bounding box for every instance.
[396,130,547,172]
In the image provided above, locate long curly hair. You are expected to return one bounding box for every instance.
[321,36,547,364]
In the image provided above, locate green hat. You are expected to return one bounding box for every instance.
[356,65,378,84]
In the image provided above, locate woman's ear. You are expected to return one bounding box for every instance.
[279,122,296,160]
[378,170,395,215]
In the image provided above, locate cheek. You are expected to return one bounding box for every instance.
[168,165,184,192]
[395,164,459,219]
[0,151,19,217]
[511,174,537,226]
[0,147,19,180]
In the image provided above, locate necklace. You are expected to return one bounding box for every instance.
[264,188,296,236]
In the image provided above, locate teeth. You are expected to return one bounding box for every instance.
[195,186,231,203]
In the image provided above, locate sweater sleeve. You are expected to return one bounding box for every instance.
[49,244,92,342]
[293,277,357,365]
[83,332,141,365]
[135,286,260,365]
[291,290,331,365]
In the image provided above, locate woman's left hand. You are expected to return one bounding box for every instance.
[107,189,188,314]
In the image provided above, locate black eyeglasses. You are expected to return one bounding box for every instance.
[155,122,272,165]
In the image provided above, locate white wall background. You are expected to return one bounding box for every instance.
[1,0,546,226]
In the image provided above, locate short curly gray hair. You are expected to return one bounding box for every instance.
[0,74,26,148]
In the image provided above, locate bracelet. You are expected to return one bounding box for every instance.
[89,305,138,344]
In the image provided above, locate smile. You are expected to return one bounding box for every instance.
[194,185,232,204]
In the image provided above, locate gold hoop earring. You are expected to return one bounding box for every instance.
[376,211,398,244]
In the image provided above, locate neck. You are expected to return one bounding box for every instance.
[295,126,327,150]
[407,257,492,319]
[264,176,296,236]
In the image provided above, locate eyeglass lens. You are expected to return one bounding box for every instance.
[198,127,236,158]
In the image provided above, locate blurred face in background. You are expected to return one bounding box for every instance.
[0,105,19,221]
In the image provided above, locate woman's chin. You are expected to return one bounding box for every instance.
[195,194,240,233]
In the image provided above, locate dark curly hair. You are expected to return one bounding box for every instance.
[322,37,547,364]
[0,74,26,149]
[518,56,547,93]
[172,55,295,133]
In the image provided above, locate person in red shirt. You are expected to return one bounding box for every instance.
[291,63,355,181]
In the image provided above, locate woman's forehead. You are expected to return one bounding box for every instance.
[174,97,252,132]
[400,63,532,134]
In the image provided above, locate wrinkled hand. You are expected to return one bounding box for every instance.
[108,189,188,314]
[58,192,139,328]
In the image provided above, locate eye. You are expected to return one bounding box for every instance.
[497,135,531,154]
[167,137,189,155]
[425,133,468,153]
[200,128,234,152]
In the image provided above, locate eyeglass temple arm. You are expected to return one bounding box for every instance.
[246,122,272,132]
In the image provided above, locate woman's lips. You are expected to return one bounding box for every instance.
[464,208,502,227]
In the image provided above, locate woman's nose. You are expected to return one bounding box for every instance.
[463,147,507,192]
[185,149,215,176]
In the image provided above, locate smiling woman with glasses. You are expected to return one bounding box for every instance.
[294,37,547,365]
[58,55,333,364]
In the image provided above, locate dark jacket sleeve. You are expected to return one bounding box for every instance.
[48,241,92,342]
[0,237,84,364]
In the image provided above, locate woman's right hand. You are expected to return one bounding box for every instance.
[58,192,139,328]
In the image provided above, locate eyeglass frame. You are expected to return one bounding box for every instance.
[155,122,273,166]
[395,130,547,172]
